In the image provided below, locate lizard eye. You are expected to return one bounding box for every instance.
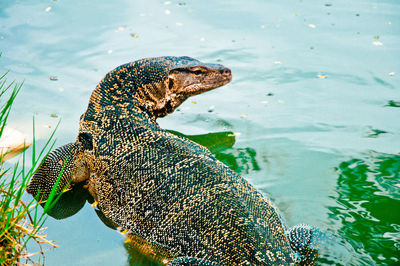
[192,70,203,75]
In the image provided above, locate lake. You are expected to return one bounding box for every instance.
[1,0,399,265]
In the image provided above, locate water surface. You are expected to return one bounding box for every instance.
[1,0,399,265]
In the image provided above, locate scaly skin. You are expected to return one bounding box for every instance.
[28,56,317,265]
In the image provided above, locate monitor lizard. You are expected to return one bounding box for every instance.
[27,56,317,265]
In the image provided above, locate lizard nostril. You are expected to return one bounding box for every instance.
[219,68,231,76]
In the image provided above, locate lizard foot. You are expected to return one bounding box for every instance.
[287,224,321,265]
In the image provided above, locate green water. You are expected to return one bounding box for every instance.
[1,0,399,265]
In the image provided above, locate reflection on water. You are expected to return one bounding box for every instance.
[166,130,235,154]
[124,234,179,266]
[364,126,388,138]
[386,100,400,108]
[329,152,400,265]
[45,184,90,220]
[216,147,260,174]
[167,130,260,174]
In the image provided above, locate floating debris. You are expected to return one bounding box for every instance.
[178,2,186,6]
[228,132,241,137]
[200,37,205,42]
[130,33,139,38]
[325,3,332,7]
[309,24,316,28]
[318,74,327,79]
[117,27,125,32]
[386,100,400,108]
[0,127,31,162]
[107,49,113,54]
[365,127,388,138]
[164,1,172,5]
[388,72,395,76]
[49,76,58,81]
[91,201,98,207]
[191,101,197,104]
[372,41,383,46]
[240,114,247,118]
[374,36,380,40]
[45,6,52,12]
[267,92,274,96]
[50,113,58,118]
[165,9,171,15]
[274,61,282,65]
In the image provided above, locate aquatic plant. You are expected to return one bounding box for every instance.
[0,70,63,264]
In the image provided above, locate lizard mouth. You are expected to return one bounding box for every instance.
[183,69,232,96]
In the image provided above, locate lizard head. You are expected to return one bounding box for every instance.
[27,142,89,201]
[153,56,232,117]
[90,56,232,119]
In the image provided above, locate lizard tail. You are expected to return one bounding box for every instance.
[27,142,80,200]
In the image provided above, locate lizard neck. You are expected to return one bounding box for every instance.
[87,60,171,121]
